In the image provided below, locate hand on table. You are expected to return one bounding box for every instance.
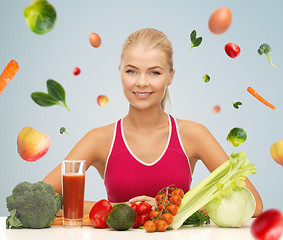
[128,195,156,209]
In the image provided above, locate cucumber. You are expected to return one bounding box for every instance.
[106,204,136,231]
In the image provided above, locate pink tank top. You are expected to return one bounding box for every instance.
[104,115,192,203]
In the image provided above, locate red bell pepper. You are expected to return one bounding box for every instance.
[89,199,113,228]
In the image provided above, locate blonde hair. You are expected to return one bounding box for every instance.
[120,28,173,110]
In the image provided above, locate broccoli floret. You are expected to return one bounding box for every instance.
[257,43,276,68]
[6,181,62,229]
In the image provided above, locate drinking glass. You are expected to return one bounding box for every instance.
[62,160,86,227]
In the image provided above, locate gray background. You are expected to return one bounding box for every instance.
[0,0,282,216]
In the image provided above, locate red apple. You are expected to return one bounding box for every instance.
[97,95,109,107]
[17,127,50,162]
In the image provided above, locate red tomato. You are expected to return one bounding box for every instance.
[89,32,102,48]
[158,199,169,209]
[132,214,140,228]
[161,213,174,225]
[144,220,156,233]
[149,210,161,220]
[166,204,178,216]
[73,67,81,76]
[169,194,182,207]
[137,202,152,215]
[251,209,283,240]
[225,42,241,58]
[156,219,168,232]
[155,194,166,204]
[172,188,184,199]
[131,203,138,212]
[139,213,150,226]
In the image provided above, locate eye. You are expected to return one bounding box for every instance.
[151,71,161,75]
[126,70,136,74]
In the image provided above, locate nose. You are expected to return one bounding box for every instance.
[136,74,149,87]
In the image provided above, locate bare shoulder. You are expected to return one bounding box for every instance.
[175,118,219,164]
[86,122,116,142]
[176,118,211,139]
[66,122,116,165]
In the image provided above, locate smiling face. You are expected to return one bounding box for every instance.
[120,45,175,111]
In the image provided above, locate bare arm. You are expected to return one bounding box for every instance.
[43,125,114,215]
[181,121,263,217]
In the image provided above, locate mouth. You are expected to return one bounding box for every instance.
[133,92,153,96]
[133,92,153,99]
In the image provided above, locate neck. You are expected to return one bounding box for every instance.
[124,105,168,130]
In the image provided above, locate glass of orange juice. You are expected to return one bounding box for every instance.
[62,160,86,227]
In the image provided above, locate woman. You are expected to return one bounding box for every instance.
[43,28,263,217]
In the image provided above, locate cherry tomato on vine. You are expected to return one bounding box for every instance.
[158,199,169,209]
[155,194,166,204]
[144,220,157,233]
[166,204,178,216]
[172,188,184,199]
[169,194,182,207]
[156,219,168,232]
[149,210,161,220]
[161,213,174,225]
[224,42,241,58]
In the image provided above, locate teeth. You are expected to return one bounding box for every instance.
[135,92,150,96]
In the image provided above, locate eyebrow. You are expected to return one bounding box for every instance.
[124,64,164,70]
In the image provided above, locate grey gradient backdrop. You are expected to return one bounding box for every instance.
[0,0,282,216]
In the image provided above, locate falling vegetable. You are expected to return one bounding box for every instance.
[73,67,81,76]
[31,79,71,111]
[227,127,247,147]
[212,105,221,113]
[251,209,283,240]
[171,152,256,229]
[203,74,210,83]
[89,32,102,48]
[189,30,202,50]
[225,42,241,58]
[97,95,109,107]
[257,43,275,68]
[233,101,242,109]
[0,60,19,95]
[247,86,275,109]
[24,0,57,35]
[208,7,232,35]
[270,139,283,167]
[60,127,71,135]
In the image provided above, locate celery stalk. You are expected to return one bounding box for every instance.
[171,152,256,230]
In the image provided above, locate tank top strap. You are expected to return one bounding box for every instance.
[168,115,188,156]
[110,119,127,157]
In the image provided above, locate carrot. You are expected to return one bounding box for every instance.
[53,217,63,225]
[247,86,276,109]
[0,60,19,95]
[52,215,92,226]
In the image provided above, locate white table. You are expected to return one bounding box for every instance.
[0,217,258,240]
